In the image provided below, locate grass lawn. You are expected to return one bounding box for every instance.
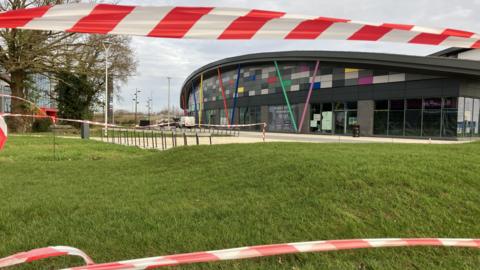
[0,135,479,269]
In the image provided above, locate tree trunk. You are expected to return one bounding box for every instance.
[8,70,29,132]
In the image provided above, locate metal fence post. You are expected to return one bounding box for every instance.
[196,132,199,145]
[161,131,165,150]
[142,130,146,148]
[184,132,187,146]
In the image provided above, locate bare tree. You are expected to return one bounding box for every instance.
[0,0,137,131]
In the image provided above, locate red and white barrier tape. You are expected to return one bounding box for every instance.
[1,4,480,48]
[0,94,47,116]
[0,238,477,270]
[0,115,7,149]
[0,113,121,128]
[0,246,94,268]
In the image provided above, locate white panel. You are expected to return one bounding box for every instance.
[373,75,389,84]
[249,90,256,96]
[345,71,359,80]
[321,81,332,88]
[21,3,96,31]
[291,85,300,91]
[388,73,405,82]
[262,73,269,79]
[110,6,174,36]
[292,71,310,80]
[315,74,333,82]
[261,89,269,95]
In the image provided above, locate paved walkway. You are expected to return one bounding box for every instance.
[90,130,471,151]
[241,132,470,144]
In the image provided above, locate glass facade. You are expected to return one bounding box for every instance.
[184,59,480,139]
[310,102,357,135]
[372,97,480,138]
[268,105,299,132]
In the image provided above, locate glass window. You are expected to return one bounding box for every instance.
[405,110,422,136]
[310,104,321,132]
[390,99,405,110]
[442,109,458,137]
[474,99,480,136]
[320,103,333,134]
[268,105,298,132]
[457,97,465,136]
[444,97,458,109]
[346,102,358,110]
[424,98,442,110]
[374,111,388,135]
[334,111,346,134]
[422,110,441,137]
[375,100,389,110]
[464,98,474,136]
[389,111,404,136]
[407,99,422,110]
[334,102,344,111]
[346,111,358,134]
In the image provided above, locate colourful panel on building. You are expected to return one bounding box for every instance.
[359,76,373,85]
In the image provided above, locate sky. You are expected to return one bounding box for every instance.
[111,0,480,113]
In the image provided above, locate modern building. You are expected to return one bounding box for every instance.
[0,73,57,117]
[180,48,480,139]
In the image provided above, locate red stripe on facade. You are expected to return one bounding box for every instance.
[218,9,285,39]
[68,4,135,34]
[286,17,348,39]
[381,23,414,31]
[442,28,474,38]
[409,33,449,45]
[148,7,213,38]
[349,25,392,41]
[0,5,51,28]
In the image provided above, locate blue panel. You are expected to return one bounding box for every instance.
[249,74,256,81]
[313,82,321,90]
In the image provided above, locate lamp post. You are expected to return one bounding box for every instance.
[103,40,112,135]
[133,88,141,127]
[147,98,153,123]
[167,76,171,127]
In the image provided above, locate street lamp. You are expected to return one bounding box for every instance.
[167,76,171,127]
[133,88,141,126]
[103,40,112,135]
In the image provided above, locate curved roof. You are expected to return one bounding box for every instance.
[180,50,480,107]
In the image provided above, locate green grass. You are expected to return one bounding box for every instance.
[0,135,479,269]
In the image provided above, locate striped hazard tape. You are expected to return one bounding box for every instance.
[0,238,478,269]
[0,4,479,48]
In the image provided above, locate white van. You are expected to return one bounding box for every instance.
[179,116,196,128]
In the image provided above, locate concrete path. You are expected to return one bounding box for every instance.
[89,130,470,151]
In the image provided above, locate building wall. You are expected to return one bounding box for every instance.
[184,60,480,138]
